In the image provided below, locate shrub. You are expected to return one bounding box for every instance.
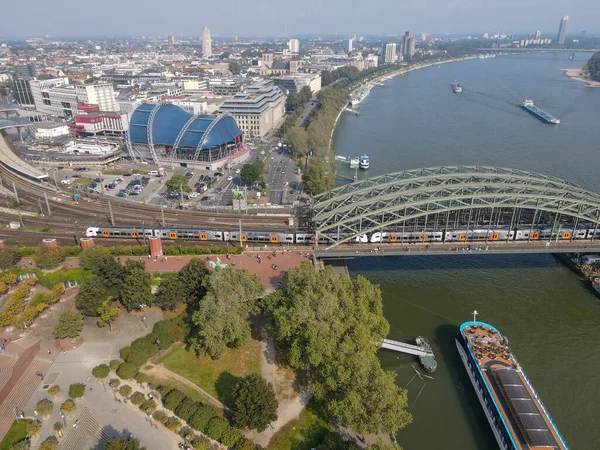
[189,403,217,432]
[157,385,173,397]
[119,346,131,360]
[205,416,229,441]
[109,378,120,388]
[174,397,200,422]
[134,372,148,384]
[235,437,256,450]
[91,364,110,378]
[116,363,138,379]
[39,437,59,450]
[47,385,60,396]
[140,399,157,414]
[163,390,186,411]
[26,420,41,437]
[60,399,76,414]
[109,359,122,371]
[220,427,242,447]
[9,440,29,450]
[130,391,145,405]
[52,423,63,432]
[125,337,158,367]
[180,426,194,441]
[119,385,132,397]
[35,398,53,416]
[191,436,211,450]
[165,416,181,431]
[152,410,168,424]
[53,312,83,339]
[68,383,86,399]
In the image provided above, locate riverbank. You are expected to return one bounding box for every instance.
[561,67,600,87]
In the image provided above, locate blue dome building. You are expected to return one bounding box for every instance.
[126,102,243,168]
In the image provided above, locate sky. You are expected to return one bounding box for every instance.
[0,0,598,39]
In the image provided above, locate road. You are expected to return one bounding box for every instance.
[265,147,297,206]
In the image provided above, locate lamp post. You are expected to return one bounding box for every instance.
[472,310,478,324]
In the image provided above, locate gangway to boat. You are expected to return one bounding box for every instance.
[344,107,359,115]
[380,338,432,357]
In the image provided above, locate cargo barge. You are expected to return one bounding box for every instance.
[456,318,568,450]
[521,100,560,124]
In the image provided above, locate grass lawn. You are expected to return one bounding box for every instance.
[157,339,261,402]
[0,419,32,450]
[267,401,331,450]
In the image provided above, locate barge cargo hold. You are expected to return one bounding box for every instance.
[521,100,561,124]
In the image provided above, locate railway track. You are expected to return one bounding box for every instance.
[0,164,297,245]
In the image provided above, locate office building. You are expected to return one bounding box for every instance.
[344,38,353,53]
[557,16,569,45]
[75,83,119,112]
[14,64,36,79]
[381,43,397,65]
[403,32,416,59]
[273,73,322,94]
[30,78,79,117]
[201,27,212,57]
[219,82,286,137]
[69,104,129,137]
[168,35,175,46]
[288,39,300,53]
[13,78,34,106]
[535,30,542,40]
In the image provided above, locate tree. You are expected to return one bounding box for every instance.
[174,397,200,422]
[109,378,120,388]
[235,438,256,450]
[116,363,138,380]
[165,175,191,194]
[220,427,241,447]
[232,374,277,431]
[0,247,18,269]
[69,383,86,399]
[155,276,186,311]
[104,438,146,450]
[140,399,157,414]
[152,410,168,424]
[283,125,308,159]
[189,403,217,432]
[228,61,241,75]
[119,385,132,397]
[299,86,312,103]
[39,437,58,450]
[92,364,110,378]
[34,246,65,269]
[110,359,123,371]
[163,390,186,411]
[26,420,41,437]
[165,416,182,431]
[53,312,83,339]
[9,440,29,450]
[205,416,229,441]
[188,268,263,359]
[191,436,212,450]
[35,399,53,416]
[367,439,403,450]
[80,247,124,292]
[130,391,145,405]
[178,258,209,304]
[120,268,152,311]
[48,385,60,396]
[262,262,412,435]
[76,274,107,316]
[240,163,262,186]
[97,299,120,330]
[60,399,76,414]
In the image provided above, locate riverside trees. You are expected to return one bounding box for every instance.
[262,261,412,435]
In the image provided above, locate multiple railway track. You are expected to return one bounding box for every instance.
[0,164,296,246]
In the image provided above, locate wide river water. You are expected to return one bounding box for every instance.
[331,53,600,449]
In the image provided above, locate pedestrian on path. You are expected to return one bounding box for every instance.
[47,349,51,355]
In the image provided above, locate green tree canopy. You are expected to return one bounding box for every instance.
[188,268,263,359]
[34,246,65,269]
[155,276,186,311]
[165,175,191,193]
[35,398,53,415]
[53,312,83,339]
[240,163,262,186]
[120,268,152,311]
[232,374,278,431]
[104,438,146,450]
[97,299,120,330]
[92,364,110,378]
[586,51,600,81]
[69,383,86,399]
[228,61,241,74]
[0,247,19,270]
[80,247,124,292]
[283,125,309,159]
[179,258,209,305]
[76,274,108,316]
[262,262,411,435]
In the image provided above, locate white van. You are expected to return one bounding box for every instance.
[60,179,73,185]
[148,170,159,176]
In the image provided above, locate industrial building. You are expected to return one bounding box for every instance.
[126,103,244,169]
[219,82,285,138]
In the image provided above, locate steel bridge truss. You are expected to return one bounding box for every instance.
[191,114,233,167]
[312,166,600,249]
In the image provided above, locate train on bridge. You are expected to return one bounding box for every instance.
[86,225,600,245]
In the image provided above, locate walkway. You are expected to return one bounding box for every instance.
[380,339,430,357]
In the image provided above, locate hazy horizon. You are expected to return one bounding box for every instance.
[1,0,598,40]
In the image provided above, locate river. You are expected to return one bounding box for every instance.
[331,53,600,450]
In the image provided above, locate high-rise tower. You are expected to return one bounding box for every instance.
[201,27,212,57]
[557,16,569,45]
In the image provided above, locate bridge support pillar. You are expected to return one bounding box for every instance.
[149,237,163,258]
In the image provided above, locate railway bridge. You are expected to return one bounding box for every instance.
[312,166,600,256]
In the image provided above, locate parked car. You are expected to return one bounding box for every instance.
[123,173,132,177]
[185,172,193,179]
[71,174,81,178]
[227,176,233,181]
[94,178,104,183]
[235,169,241,174]
[188,192,200,198]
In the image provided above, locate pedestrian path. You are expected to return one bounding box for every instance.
[58,406,110,450]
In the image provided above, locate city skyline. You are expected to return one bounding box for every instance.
[0,0,597,39]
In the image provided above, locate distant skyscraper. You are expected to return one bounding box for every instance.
[201,27,212,57]
[557,16,569,45]
[287,39,300,53]
[12,64,36,106]
[381,43,397,65]
[344,38,353,53]
[167,35,175,46]
[535,30,542,40]
[403,32,416,59]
